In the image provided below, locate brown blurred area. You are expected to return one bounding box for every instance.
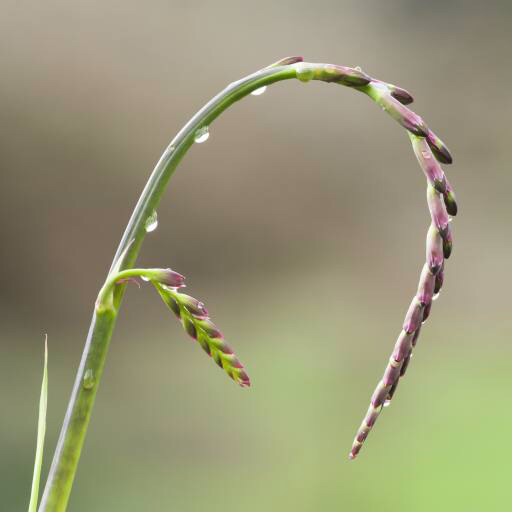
[1,1,512,511]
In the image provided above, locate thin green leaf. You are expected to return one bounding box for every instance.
[28,335,48,512]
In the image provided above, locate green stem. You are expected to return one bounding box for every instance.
[37,60,363,511]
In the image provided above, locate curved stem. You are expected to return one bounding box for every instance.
[38,58,428,510]
[38,60,313,512]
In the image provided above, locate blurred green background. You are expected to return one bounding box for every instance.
[1,0,512,510]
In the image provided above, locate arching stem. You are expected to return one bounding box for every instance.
[38,58,362,512]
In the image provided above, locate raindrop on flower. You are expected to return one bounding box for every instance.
[141,275,150,282]
[383,399,391,408]
[355,66,362,72]
[421,150,432,159]
[432,292,440,301]
[145,210,158,233]
[194,126,210,143]
[251,86,267,96]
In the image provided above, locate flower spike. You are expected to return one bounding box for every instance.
[153,282,250,387]
[349,136,456,460]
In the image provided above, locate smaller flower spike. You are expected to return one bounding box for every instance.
[153,282,250,387]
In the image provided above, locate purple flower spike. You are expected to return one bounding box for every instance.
[350,122,456,459]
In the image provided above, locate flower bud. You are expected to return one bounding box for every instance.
[426,224,444,274]
[175,293,208,318]
[427,130,453,164]
[403,298,424,334]
[319,65,371,86]
[196,318,223,339]
[417,264,435,306]
[151,268,185,288]
[427,185,449,234]
[369,82,428,136]
[387,83,414,105]
[410,135,446,192]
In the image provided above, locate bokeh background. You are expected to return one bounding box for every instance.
[2,1,512,510]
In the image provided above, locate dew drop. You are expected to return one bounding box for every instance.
[295,63,314,82]
[421,150,432,159]
[141,275,150,282]
[194,126,210,143]
[251,86,267,96]
[432,292,440,301]
[355,66,362,72]
[383,399,391,408]
[145,210,158,233]
[83,369,95,390]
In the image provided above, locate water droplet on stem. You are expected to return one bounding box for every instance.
[145,210,158,233]
[194,126,210,143]
[83,369,95,390]
[251,86,267,96]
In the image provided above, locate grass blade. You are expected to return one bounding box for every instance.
[28,335,48,512]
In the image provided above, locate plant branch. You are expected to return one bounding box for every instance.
[38,57,454,510]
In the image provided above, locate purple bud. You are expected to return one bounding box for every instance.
[392,331,414,362]
[426,130,453,164]
[403,298,424,334]
[426,224,444,274]
[165,295,181,318]
[197,319,223,339]
[387,83,414,105]
[237,370,250,387]
[427,185,449,234]
[371,381,389,407]
[176,293,208,318]
[370,82,428,136]
[410,136,447,191]
[153,269,185,288]
[417,264,435,305]
[383,360,403,387]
